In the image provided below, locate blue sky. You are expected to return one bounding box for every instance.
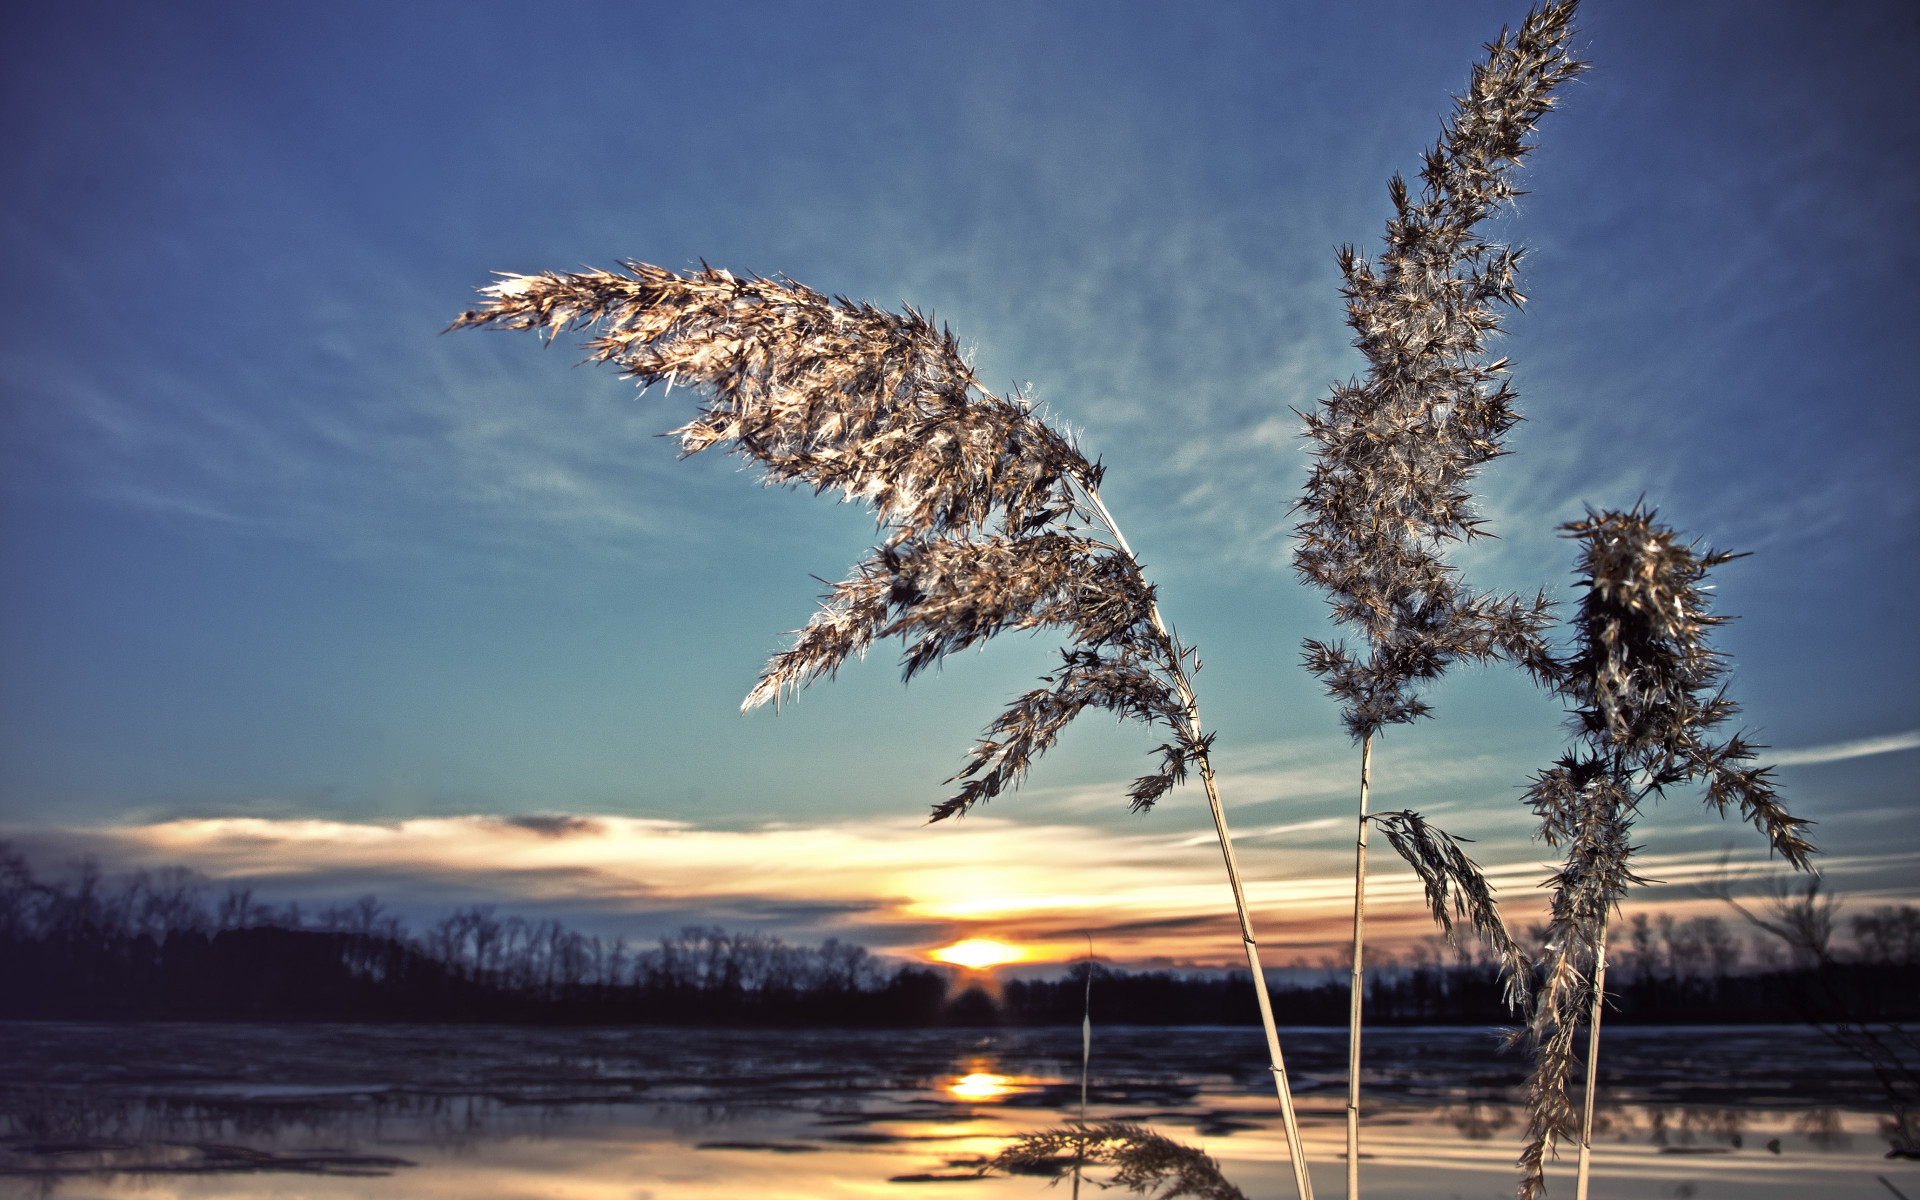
[2,1,1915,965]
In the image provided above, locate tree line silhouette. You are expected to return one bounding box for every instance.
[2,845,1912,1027]
[0,846,947,1024]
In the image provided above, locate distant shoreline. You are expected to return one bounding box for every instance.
[7,922,1913,1028]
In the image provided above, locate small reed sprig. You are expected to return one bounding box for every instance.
[1515,506,1814,1200]
[1292,5,1585,1193]
[987,1122,1248,1200]
[452,263,1317,1198]
[1368,809,1525,979]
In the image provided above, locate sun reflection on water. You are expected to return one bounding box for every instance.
[950,1072,1013,1098]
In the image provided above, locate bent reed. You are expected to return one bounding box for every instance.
[452,264,1316,1199]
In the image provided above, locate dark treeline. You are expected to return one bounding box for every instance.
[1010,957,1518,1026]
[1596,909,1919,1025]
[0,848,947,1025]
[1015,913,1919,1026]
[3,847,1914,1027]
[1012,954,1919,1029]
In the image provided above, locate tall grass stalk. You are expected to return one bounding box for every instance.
[1343,735,1372,1200]
[1515,507,1814,1200]
[1080,938,1093,1122]
[451,265,1314,1198]
[1292,5,1584,1192]
[1573,932,1608,1199]
[1076,935,1092,1200]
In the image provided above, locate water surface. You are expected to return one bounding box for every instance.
[1,1022,1909,1198]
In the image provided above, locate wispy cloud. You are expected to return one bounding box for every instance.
[1016,732,1530,822]
[0,120,796,576]
[1769,730,1920,766]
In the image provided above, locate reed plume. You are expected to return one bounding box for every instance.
[1515,506,1814,1200]
[1368,810,1521,965]
[987,1122,1247,1200]
[1291,4,1584,1192]
[451,262,1316,1198]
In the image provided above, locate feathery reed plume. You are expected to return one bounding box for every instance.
[1515,506,1814,1200]
[452,262,1317,1198]
[1291,4,1584,1192]
[987,1122,1248,1200]
[1368,810,1525,989]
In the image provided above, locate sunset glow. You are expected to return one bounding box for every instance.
[929,938,1025,969]
[23,811,1878,967]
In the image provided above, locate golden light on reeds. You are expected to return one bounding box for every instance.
[930,938,1025,969]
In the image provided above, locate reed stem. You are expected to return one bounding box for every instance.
[1081,936,1093,1120]
[1076,935,1091,1200]
[1086,486,1314,1200]
[1345,733,1373,1200]
[1200,761,1315,1200]
[1575,915,1610,1200]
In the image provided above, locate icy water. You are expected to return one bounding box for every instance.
[1,1022,1912,1199]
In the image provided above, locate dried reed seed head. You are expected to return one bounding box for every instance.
[451,263,1100,545]
[455,262,1206,823]
[1294,1,1584,739]
[988,1122,1248,1200]
[1555,506,1814,868]
[743,531,1158,711]
[1515,502,1813,1200]
[934,646,1195,823]
[1515,770,1640,1200]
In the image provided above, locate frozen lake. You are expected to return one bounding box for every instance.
[2,1022,1911,1198]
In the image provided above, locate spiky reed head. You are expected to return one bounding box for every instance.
[1514,505,1814,1199]
[986,1122,1247,1200]
[1547,506,1812,866]
[452,264,1204,821]
[1294,0,1585,740]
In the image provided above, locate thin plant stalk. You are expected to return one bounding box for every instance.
[1205,760,1314,1199]
[1087,487,1316,1200]
[1574,916,1609,1200]
[1081,938,1093,1120]
[1076,934,1091,1200]
[1345,733,1374,1200]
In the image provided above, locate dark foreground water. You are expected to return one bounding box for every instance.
[1,1022,1911,1199]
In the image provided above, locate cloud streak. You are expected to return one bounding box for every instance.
[1768,730,1920,766]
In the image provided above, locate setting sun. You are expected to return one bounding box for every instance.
[929,938,1025,969]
